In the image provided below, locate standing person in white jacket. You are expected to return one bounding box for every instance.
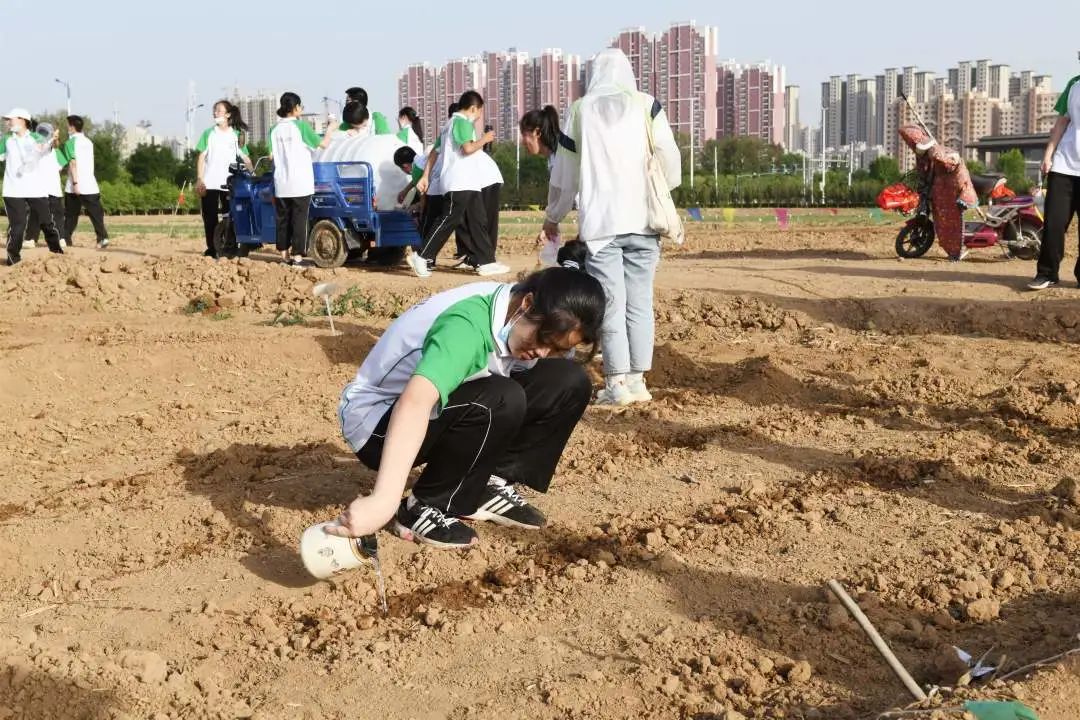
[542,48,681,406]
[64,115,110,249]
[2,108,64,266]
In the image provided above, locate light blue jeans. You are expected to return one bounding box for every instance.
[585,233,660,377]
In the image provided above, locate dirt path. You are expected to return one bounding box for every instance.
[1,219,1078,720]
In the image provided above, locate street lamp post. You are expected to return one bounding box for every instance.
[54,78,71,115]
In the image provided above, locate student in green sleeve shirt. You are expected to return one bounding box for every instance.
[267,92,334,266]
[393,145,425,212]
[1030,54,1080,290]
[2,107,63,265]
[324,102,372,151]
[343,87,392,135]
[396,106,424,154]
[63,115,111,249]
[195,101,253,258]
[327,267,605,549]
[23,122,68,249]
[410,91,500,278]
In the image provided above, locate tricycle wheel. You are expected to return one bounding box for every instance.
[236,244,253,258]
[895,216,935,258]
[308,220,347,269]
[213,219,238,258]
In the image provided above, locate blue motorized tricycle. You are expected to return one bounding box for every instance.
[213,159,421,268]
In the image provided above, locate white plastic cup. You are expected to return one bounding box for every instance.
[299,522,378,580]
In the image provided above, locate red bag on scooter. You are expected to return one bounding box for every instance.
[877,183,920,214]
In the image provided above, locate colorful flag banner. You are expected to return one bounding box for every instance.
[869,207,886,223]
[775,208,790,230]
[830,207,840,216]
[686,207,704,222]
[722,208,736,223]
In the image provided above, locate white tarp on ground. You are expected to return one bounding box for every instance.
[316,134,410,210]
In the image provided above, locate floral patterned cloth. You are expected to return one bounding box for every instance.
[899,126,978,257]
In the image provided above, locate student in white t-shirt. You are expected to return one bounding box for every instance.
[23,122,69,250]
[410,91,505,278]
[268,92,333,265]
[1030,57,1080,290]
[63,115,110,249]
[195,101,253,258]
[396,106,425,155]
[324,101,371,151]
[2,108,63,265]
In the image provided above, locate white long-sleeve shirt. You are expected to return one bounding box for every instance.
[546,92,681,254]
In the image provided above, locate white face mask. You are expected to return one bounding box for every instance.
[497,310,523,352]
[399,119,410,130]
[214,116,228,126]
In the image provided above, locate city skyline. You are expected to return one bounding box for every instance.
[1,0,1075,144]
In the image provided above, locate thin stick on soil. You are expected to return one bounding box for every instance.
[827,579,927,701]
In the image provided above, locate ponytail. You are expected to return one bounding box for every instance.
[277,92,302,118]
[398,106,423,143]
[519,105,560,154]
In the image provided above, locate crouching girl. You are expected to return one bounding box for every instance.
[330,267,604,549]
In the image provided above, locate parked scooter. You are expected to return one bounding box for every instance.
[879,176,1044,260]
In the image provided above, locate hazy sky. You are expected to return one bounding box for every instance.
[2,0,1076,138]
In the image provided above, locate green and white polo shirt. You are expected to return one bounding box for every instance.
[1,132,51,198]
[338,281,529,452]
[196,126,250,191]
[1052,75,1080,177]
[339,111,391,135]
[268,118,321,198]
[63,131,100,195]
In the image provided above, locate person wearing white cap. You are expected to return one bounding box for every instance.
[23,122,69,250]
[1,108,63,266]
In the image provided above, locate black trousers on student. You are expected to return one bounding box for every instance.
[200,189,228,257]
[25,196,66,243]
[5,196,62,264]
[275,196,310,255]
[357,359,592,516]
[418,190,485,263]
[1035,171,1080,283]
[64,193,109,244]
[460,183,501,267]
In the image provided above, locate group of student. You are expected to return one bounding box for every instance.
[2,108,109,266]
[392,90,511,278]
[193,85,436,268]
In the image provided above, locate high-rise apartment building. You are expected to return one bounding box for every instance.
[611,28,657,96]
[975,59,991,94]
[856,78,878,146]
[784,85,801,151]
[652,21,718,147]
[398,63,440,146]
[534,49,583,120]
[821,75,844,148]
[717,62,784,145]
[233,92,277,144]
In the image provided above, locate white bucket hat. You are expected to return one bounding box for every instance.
[4,108,31,121]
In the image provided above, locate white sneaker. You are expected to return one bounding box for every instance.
[594,383,634,407]
[476,262,510,276]
[626,378,653,403]
[97,238,110,249]
[407,251,432,278]
[22,240,35,249]
[60,239,68,248]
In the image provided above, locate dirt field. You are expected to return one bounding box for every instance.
[1,214,1078,720]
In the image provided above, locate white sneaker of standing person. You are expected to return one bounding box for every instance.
[60,239,67,248]
[594,375,634,406]
[407,249,432,278]
[475,262,510,277]
[97,238,110,249]
[625,372,653,403]
[22,240,35,249]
